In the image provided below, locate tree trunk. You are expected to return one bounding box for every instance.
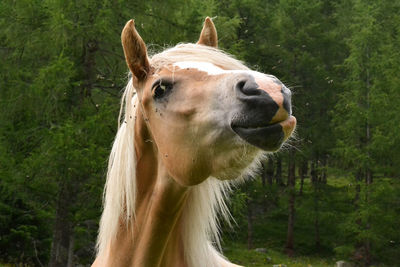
[261,161,266,187]
[299,159,307,196]
[311,159,318,184]
[49,185,72,267]
[362,49,372,267]
[321,156,327,184]
[67,233,74,267]
[311,157,321,249]
[313,181,321,250]
[354,169,362,205]
[275,156,283,186]
[366,168,373,185]
[285,148,296,256]
[246,197,253,250]
[266,158,274,186]
[363,170,372,266]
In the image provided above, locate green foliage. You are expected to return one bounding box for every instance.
[333,0,400,176]
[225,174,400,266]
[1,0,399,265]
[334,178,400,264]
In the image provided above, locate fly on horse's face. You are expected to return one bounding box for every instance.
[122,18,296,186]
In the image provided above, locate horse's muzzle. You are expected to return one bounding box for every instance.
[231,75,296,151]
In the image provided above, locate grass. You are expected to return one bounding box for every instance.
[223,243,335,267]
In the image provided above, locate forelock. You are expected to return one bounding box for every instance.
[150,43,249,72]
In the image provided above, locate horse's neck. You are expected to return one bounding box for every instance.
[107,117,189,267]
[92,116,240,267]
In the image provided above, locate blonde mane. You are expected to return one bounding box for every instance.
[96,44,264,267]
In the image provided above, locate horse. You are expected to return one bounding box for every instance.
[92,17,296,267]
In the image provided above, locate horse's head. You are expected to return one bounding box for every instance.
[121,18,296,186]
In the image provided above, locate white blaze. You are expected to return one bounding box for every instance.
[173,61,278,82]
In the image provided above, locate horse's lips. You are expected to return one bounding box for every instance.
[231,116,296,151]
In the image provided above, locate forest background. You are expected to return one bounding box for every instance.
[1,0,399,266]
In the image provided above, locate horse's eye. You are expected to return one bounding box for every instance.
[152,82,173,100]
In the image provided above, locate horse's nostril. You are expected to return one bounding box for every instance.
[236,80,246,90]
[281,86,292,114]
[235,79,262,97]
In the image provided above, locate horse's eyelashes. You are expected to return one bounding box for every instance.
[152,81,173,100]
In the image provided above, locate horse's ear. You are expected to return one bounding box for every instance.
[197,17,218,48]
[121,20,150,81]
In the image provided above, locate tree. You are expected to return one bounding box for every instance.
[333,0,400,265]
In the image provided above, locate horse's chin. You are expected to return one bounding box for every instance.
[211,145,265,181]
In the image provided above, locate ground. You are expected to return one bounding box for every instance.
[224,242,334,267]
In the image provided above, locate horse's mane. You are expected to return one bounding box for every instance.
[96,44,263,267]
